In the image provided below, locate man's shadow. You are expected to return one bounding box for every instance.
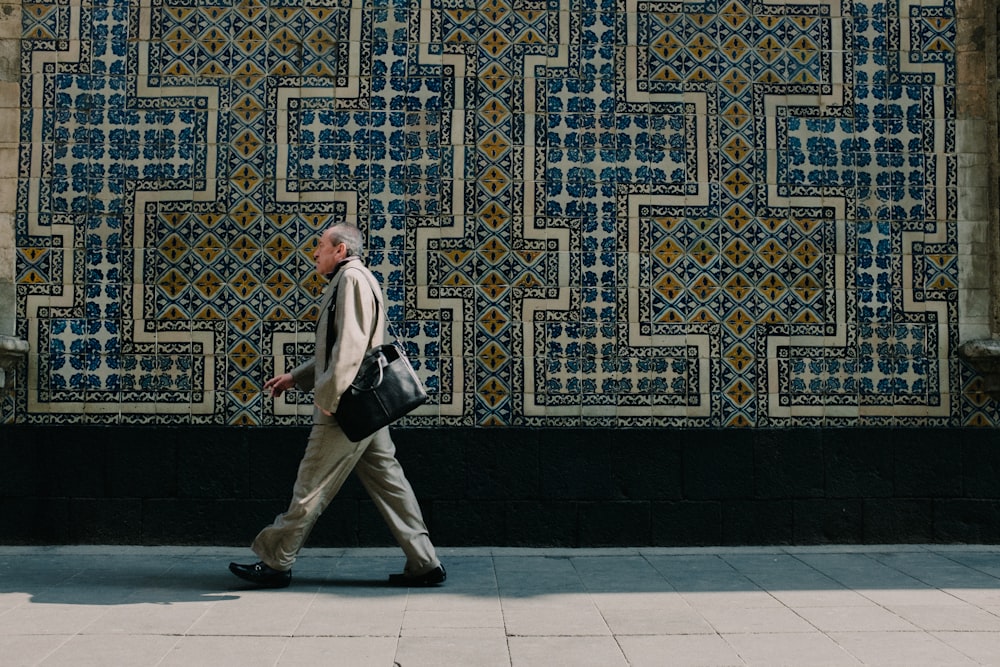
[2,559,420,606]
[0,560,241,606]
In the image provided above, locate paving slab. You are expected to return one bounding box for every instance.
[2,545,1000,665]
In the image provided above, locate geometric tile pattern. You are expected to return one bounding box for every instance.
[10,0,981,426]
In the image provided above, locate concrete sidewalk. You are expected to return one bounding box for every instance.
[3,546,1000,666]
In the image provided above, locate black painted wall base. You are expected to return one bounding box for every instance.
[2,426,999,546]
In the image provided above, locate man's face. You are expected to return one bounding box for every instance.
[314,230,347,275]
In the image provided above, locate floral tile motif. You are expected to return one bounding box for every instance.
[10,0,974,427]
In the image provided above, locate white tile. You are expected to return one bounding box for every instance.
[698,605,816,634]
[618,634,744,667]
[829,632,978,667]
[885,604,1000,632]
[588,591,691,611]
[941,587,1000,608]
[395,636,511,667]
[724,632,861,666]
[599,607,716,635]
[509,636,627,667]
[0,604,108,636]
[404,591,501,612]
[295,596,406,637]
[0,593,32,614]
[80,601,211,635]
[159,636,289,667]
[793,605,919,633]
[277,637,397,666]
[681,591,783,609]
[186,593,311,636]
[0,635,71,667]
[38,634,179,667]
[933,631,1000,665]
[401,609,505,636]
[767,589,873,608]
[856,588,968,608]
[502,601,610,636]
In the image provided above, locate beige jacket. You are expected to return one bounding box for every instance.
[290,257,387,423]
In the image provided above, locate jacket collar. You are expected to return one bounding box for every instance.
[325,255,362,280]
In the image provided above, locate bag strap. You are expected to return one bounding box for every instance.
[326,267,401,358]
[352,267,400,344]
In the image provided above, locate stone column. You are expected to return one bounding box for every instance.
[0,0,25,391]
[956,0,1000,397]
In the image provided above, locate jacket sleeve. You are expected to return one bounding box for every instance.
[289,358,315,392]
[313,268,377,413]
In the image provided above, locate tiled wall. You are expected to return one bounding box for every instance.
[4,0,994,427]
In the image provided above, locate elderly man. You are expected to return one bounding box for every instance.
[229,222,445,588]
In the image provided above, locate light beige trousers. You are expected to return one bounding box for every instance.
[252,424,439,575]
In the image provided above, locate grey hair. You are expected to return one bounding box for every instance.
[326,222,364,256]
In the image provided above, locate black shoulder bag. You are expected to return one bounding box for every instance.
[332,271,428,441]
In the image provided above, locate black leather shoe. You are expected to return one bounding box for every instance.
[388,564,446,587]
[229,561,292,589]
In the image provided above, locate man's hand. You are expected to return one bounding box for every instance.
[264,372,296,398]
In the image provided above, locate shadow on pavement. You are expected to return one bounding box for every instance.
[3,547,1000,607]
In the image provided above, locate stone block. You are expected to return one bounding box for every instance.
[894,429,963,498]
[863,498,934,543]
[70,498,142,543]
[578,501,651,546]
[106,431,177,498]
[682,431,754,500]
[754,429,824,499]
[177,435,249,499]
[722,500,794,545]
[824,429,893,498]
[611,431,682,500]
[431,500,506,546]
[793,498,864,544]
[651,501,722,547]
[933,499,1000,542]
[539,431,615,500]
[505,501,578,547]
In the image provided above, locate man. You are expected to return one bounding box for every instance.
[229,222,445,589]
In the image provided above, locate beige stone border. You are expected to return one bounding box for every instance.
[0,0,19,339]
